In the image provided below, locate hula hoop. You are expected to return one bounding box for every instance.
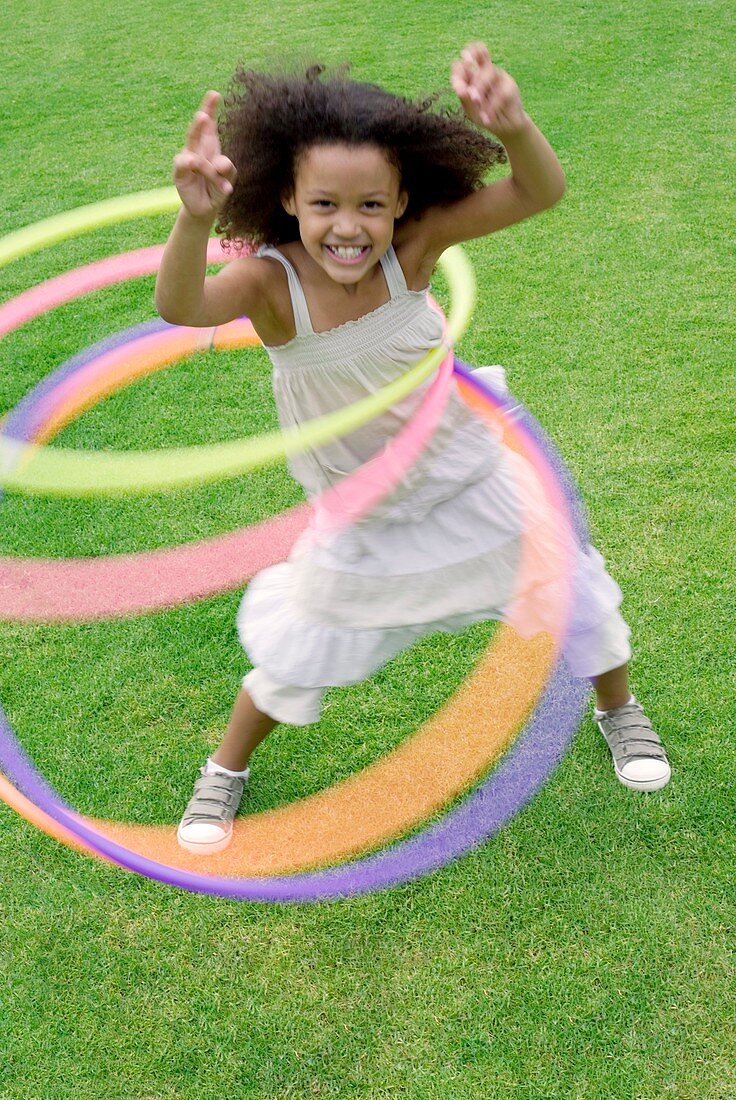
[0,303,454,620]
[0,187,181,269]
[0,310,573,871]
[0,191,474,496]
[0,239,233,339]
[0,284,580,879]
[0,191,589,900]
[0,364,586,898]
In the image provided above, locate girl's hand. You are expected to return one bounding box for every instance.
[172,91,237,221]
[451,42,527,139]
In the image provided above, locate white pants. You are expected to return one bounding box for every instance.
[243,607,632,727]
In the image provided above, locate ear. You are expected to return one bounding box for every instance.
[396,190,409,219]
[282,191,297,217]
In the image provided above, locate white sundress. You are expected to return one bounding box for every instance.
[237,244,630,697]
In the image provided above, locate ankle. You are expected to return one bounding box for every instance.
[594,693,635,716]
[205,756,250,778]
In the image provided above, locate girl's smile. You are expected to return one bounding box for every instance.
[282,143,408,290]
[323,244,372,265]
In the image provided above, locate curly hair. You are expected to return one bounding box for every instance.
[215,62,507,247]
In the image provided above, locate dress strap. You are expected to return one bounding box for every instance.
[379,245,409,298]
[257,245,315,336]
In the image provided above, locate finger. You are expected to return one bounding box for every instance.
[463,41,492,68]
[453,78,480,110]
[173,151,200,179]
[188,113,222,161]
[198,89,222,117]
[212,154,237,183]
[176,152,231,193]
[454,58,484,105]
[475,67,499,103]
[465,51,498,89]
[457,54,492,102]
[450,61,472,99]
[173,151,217,191]
[186,91,221,148]
[452,57,474,83]
[185,110,209,152]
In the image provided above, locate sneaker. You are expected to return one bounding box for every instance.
[596,700,671,791]
[176,766,249,854]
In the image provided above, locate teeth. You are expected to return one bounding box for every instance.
[327,246,366,258]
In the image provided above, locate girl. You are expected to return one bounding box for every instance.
[155,43,671,855]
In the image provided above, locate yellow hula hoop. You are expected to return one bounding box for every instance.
[0,187,181,269]
[0,189,474,497]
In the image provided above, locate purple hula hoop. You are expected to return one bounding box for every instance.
[0,360,590,903]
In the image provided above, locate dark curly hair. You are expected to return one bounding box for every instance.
[215,62,507,247]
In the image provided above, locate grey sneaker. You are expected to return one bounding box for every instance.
[177,767,249,854]
[596,700,671,791]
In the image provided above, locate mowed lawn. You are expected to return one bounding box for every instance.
[0,0,733,1097]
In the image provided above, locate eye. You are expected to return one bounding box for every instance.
[312,200,334,208]
[363,201,383,210]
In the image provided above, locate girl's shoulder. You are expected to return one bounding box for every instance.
[183,247,288,343]
[212,248,302,346]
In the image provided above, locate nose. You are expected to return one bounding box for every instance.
[332,211,361,239]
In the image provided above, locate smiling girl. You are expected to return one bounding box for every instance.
[155,45,670,855]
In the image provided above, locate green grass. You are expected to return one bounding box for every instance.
[1,0,734,1097]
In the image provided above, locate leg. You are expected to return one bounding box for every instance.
[211,688,279,772]
[178,671,326,854]
[565,616,670,792]
[591,662,671,792]
[591,662,630,711]
[557,541,671,791]
[176,693,279,856]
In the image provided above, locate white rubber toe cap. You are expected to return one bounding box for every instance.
[177,820,233,854]
[617,758,672,791]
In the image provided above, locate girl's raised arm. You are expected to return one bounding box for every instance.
[420,43,566,253]
[155,93,265,328]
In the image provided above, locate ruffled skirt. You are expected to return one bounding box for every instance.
[237,371,630,689]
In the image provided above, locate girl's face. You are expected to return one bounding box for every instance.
[282,143,408,285]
